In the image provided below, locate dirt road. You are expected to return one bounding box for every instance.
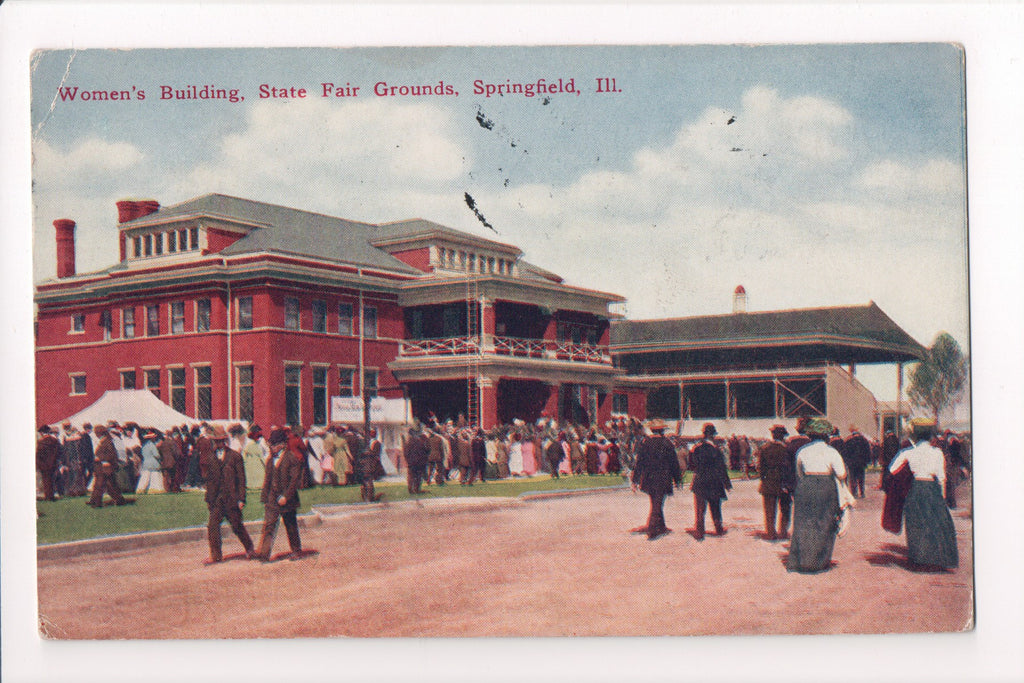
[37,472,972,639]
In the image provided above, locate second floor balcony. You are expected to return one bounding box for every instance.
[398,335,612,365]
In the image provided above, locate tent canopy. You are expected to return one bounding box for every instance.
[55,389,200,432]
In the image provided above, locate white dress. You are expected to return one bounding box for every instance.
[508,440,524,475]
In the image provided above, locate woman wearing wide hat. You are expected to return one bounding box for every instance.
[786,418,847,573]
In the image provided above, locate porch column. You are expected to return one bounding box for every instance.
[543,382,560,421]
[480,296,495,352]
[478,376,498,430]
[896,362,904,436]
[596,386,613,428]
[543,312,558,359]
[678,381,685,425]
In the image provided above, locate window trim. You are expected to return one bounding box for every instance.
[236,296,253,331]
[119,368,137,390]
[196,298,212,333]
[122,307,136,338]
[69,313,86,334]
[69,372,87,396]
[192,362,213,420]
[235,362,255,423]
[168,365,187,413]
[311,299,327,333]
[338,302,354,336]
[363,304,378,339]
[284,362,303,427]
[336,364,356,398]
[170,300,186,335]
[362,367,379,399]
[284,296,301,331]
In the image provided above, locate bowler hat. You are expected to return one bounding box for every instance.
[647,418,668,432]
[770,424,789,439]
[209,425,229,441]
[702,422,717,438]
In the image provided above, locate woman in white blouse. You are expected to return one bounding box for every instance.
[888,419,958,570]
[787,418,847,573]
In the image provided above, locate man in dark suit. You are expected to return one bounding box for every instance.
[255,428,304,561]
[87,425,130,507]
[630,419,682,540]
[426,429,446,485]
[158,428,180,493]
[842,427,871,499]
[755,425,794,540]
[202,425,254,564]
[36,425,62,501]
[688,422,732,540]
[404,428,429,494]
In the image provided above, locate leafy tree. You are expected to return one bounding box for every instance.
[907,332,968,425]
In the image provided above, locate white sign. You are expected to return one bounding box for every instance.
[330,396,409,425]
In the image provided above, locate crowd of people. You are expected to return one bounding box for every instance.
[37,412,969,572]
[629,414,969,574]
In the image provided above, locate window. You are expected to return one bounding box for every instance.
[237,365,254,423]
[337,367,355,397]
[363,369,379,399]
[178,229,189,251]
[71,314,85,333]
[468,253,476,271]
[284,365,301,426]
[171,301,185,334]
[284,297,300,330]
[363,305,378,339]
[612,393,629,414]
[312,300,326,333]
[146,304,160,336]
[338,303,353,335]
[70,373,86,396]
[237,296,253,330]
[195,366,212,420]
[153,232,163,256]
[100,310,113,341]
[196,298,211,332]
[409,310,424,339]
[312,366,328,425]
[488,256,495,273]
[169,367,186,413]
[145,368,160,398]
[167,230,177,253]
[120,369,137,390]
[189,227,199,251]
[123,307,135,338]
[144,234,153,257]
[133,236,142,258]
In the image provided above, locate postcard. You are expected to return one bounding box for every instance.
[6,4,1023,683]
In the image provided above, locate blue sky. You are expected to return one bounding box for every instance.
[30,44,968,403]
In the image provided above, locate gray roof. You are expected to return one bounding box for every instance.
[612,302,926,359]
[121,194,422,274]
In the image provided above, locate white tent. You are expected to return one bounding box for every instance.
[54,389,200,432]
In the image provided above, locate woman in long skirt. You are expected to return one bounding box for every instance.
[888,419,958,570]
[508,433,525,476]
[521,436,537,476]
[135,430,166,494]
[787,418,847,573]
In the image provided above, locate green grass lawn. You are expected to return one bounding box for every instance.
[36,474,631,544]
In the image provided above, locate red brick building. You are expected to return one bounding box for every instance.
[35,194,624,429]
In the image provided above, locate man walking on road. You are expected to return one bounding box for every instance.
[255,428,304,561]
[202,425,255,564]
[688,422,732,540]
[630,419,682,540]
[755,425,795,540]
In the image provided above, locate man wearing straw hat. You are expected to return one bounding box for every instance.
[630,418,682,540]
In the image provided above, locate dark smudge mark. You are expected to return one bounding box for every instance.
[464,193,497,233]
[475,107,495,130]
[727,115,736,125]
[541,97,550,105]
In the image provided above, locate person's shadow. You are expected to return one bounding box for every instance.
[863,543,952,573]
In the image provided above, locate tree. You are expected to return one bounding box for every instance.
[907,332,968,425]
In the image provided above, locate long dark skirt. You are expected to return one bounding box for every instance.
[904,479,958,569]
[787,474,840,573]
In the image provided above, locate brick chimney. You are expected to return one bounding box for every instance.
[116,199,160,224]
[54,219,76,278]
[733,285,747,313]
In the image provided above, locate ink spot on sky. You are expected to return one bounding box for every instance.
[727,115,736,125]
[475,107,495,130]
[464,193,497,233]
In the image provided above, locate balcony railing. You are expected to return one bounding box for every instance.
[398,335,611,364]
